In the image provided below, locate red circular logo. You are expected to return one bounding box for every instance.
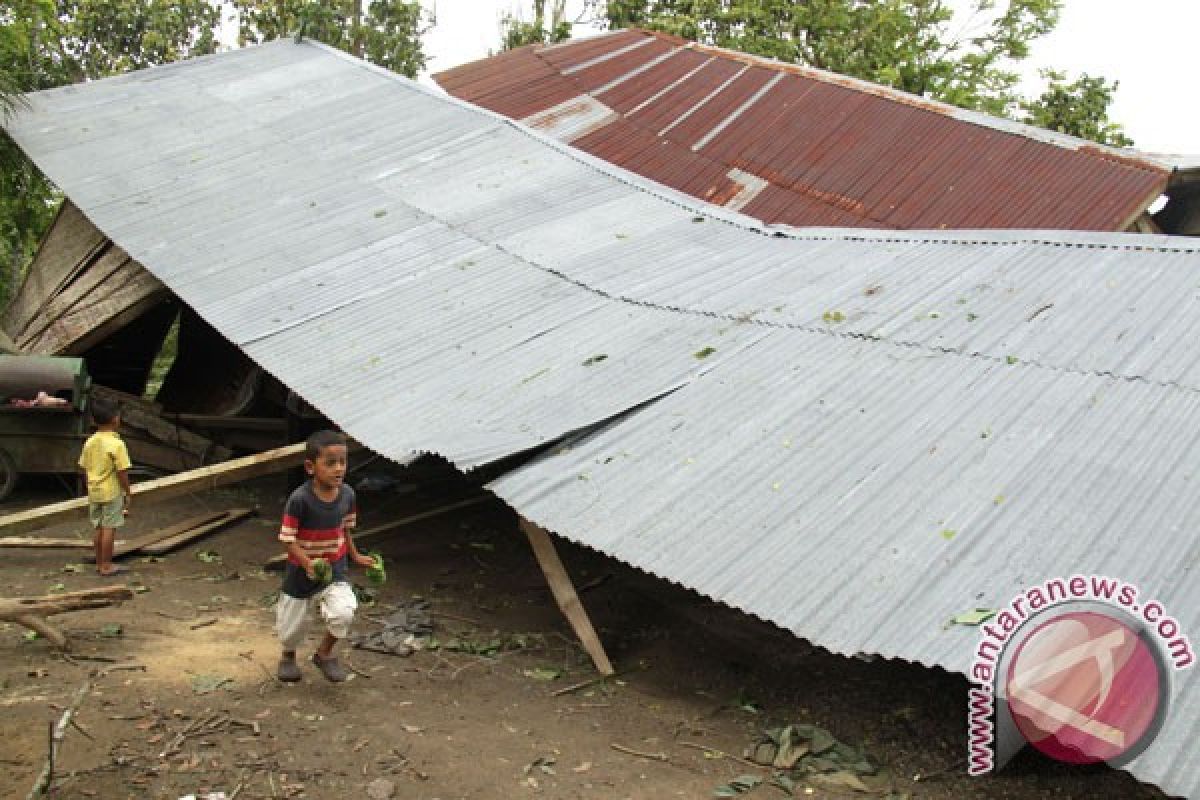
[1005,611,1163,764]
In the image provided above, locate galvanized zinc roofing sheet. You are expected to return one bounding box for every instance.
[6,40,1200,797]
[435,29,1170,233]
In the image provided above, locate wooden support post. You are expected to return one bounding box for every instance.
[518,517,614,676]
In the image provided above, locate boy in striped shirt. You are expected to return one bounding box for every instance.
[275,430,374,683]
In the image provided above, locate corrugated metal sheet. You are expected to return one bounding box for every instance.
[435,29,1170,233]
[6,41,1200,797]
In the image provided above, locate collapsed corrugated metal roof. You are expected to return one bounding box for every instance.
[435,29,1173,233]
[5,40,1200,797]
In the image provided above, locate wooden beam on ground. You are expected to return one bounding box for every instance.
[0,586,134,649]
[78,509,236,561]
[518,517,614,676]
[0,537,91,549]
[140,508,255,555]
[264,495,491,570]
[0,443,305,536]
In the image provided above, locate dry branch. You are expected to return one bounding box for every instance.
[25,680,91,799]
[1,587,134,649]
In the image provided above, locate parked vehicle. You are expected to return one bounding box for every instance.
[0,355,92,501]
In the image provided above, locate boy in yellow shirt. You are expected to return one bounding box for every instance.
[78,397,132,576]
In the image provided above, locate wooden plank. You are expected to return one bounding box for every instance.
[0,537,91,549]
[140,508,256,555]
[0,443,306,536]
[25,269,166,355]
[14,246,130,349]
[264,495,492,570]
[165,415,287,432]
[62,288,171,357]
[2,201,106,338]
[93,385,230,466]
[519,517,614,675]
[81,510,231,561]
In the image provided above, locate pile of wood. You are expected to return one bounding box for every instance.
[91,386,231,474]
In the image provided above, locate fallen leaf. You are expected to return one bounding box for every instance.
[523,667,562,681]
[944,608,997,629]
[582,354,608,366]
[814,770,870,792]
[694,346,717,359]
[196,551,222,564]
[572,761,593,773]
[190,674,233,695]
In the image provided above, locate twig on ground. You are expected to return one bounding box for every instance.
[430,610,481,626]
[610,743,668,762]
[343,658,371,679]
[99,663,147,677]
[153,610,190,621]
[450,659,483,680]
[677,741,764,771]
[913,758,966,782]
[25,679,90,800]
[189,618,218,630]
[67,717,94,741]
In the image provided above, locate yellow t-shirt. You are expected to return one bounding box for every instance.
[78,430,132,503]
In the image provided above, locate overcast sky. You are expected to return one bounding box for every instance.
[417,1,1197,155]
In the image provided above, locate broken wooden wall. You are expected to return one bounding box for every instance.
[3,200,171,363]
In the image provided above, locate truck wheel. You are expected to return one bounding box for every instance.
[0,449,16,502]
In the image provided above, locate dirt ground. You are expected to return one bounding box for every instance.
[0,464,1167,800]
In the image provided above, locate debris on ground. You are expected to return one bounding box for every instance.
[733,723,885,796]
[350,599,433,655]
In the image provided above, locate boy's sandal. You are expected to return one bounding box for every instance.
[277,656,302,683]
[312,653,348,683]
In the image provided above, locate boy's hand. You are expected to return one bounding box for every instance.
[352,553,375,568]
[303,560,317,580]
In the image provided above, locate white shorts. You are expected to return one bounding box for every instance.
[275,581,358,650]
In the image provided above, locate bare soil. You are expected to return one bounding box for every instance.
[0,468,1165,800]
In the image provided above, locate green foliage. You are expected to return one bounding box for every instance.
[501,0,572,51]
[1021,69,1133,147]
[57,0,220,80]
[365,551,386,585]
[311,557,333,584]
[602,0,1129,143]
[233,0,431,78]
[0,0,221,308]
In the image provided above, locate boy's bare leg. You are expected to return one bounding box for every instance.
[316,632,337,660]
[95,526,115,575]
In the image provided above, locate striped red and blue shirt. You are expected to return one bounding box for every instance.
[279,482,357,598]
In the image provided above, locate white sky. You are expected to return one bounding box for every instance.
[416,0,1197,155]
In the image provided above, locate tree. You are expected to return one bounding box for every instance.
[0,0,221,308]
[233,0,432,78]
[501,0,573,51]
[1021,69,1132,147]
[602,1,1104,124]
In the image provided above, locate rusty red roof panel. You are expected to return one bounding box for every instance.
[434,30,1170,232]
